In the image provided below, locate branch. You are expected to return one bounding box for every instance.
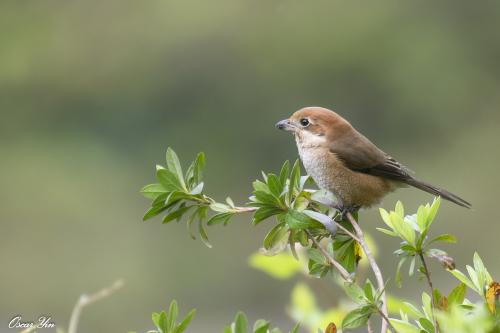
[346,212,390,333]
[334,221,361,242]
[418,252,440,332]
[68,279,125,333]
[367,318,374,333]
[305,230,353,282]
[375,306,399,333]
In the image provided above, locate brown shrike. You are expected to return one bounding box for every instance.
[276,106,471,211]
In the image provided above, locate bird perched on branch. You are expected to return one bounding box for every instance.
[276,106,471,211]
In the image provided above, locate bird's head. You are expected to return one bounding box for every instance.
[276,106,349,141]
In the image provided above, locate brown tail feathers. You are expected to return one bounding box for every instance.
[405,178,471,209]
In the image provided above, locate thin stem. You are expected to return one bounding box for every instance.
[68,279,124,333]
[367,318,374,333]
[346,212,390,333]
[305,230,353,282]
[334,221,361,242]
[418,252,435,302]
[418,252,440,332]
[233,206,258,213]
[375,307,399,333]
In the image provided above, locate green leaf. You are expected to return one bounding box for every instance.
[285,210,323,230]
[141,183,168,199]
[166,148,187,190]
[157,167,185,192]
[466,265,481,293]
[293,196,309,211]
[190,182,204,195]
[234,312,248,333]
[449,269,476,291]
[253,206,283,225]
[254,190,280,206]
[376,227,398,237]
[390,212,416,246]
[341,305,375,329]
[185,152,205,187]
[167,300,179,331]
[416,205,427,232]
[473,252,492,287]
[263,223,287,250]
[307,248,326,265]
[252,180,270,193]
[165,191,194,205]
[279,160,290,187]
[198,219,212,248]
[253,320,270,333]
[152,311,165,332]
[162,205,193,224]
[395,200,405,217]
[311,189,338,207]
[143,205,168,221]
[389,319,420,333]
[210,202,233,213]
[207,212,234,226]
[408,256,416,276]
[267,173,283,199]
[333,237,359,273]
[422,292,433,320]
[186,210,198,240]
[364,280,374,302]
[303,210,337,234]
[379,208,393,229]
[156,311,168,332]
[429,234,457,244]
[226,197,235,207]
[427,196,441,228]
[392,299,423,318]
[419,317,434,333]
[448,283,467,306]
[152,192,169,206]
[174,309,196,333]
[395,256,408,288]
[287,160,301,204]
[343,282,366,304]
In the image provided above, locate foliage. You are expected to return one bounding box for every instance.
[130,301,300,333]
[141,149,500,333]
[141,148,359,274]
[222,312,301,333]
[129,300,196,333]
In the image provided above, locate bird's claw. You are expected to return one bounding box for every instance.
[333,205,360,221]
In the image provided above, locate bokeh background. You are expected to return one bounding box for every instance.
[1,0,499,332]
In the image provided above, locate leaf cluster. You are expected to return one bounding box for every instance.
[341,280,381,330]
[223,312,300,333]
[378,198,456,286]
[129,300,195,333]
[141,149,360,277]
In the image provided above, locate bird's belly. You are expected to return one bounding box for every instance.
[298,146,395,208]
[299,148,335,190]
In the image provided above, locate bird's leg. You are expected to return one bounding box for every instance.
[333,204,360,221]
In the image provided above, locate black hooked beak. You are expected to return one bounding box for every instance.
[275,119,295,131]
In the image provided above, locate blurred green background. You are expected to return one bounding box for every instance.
[1,0,499,332]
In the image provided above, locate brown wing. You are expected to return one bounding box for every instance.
[329,127,412,182]
[328,125,471,208]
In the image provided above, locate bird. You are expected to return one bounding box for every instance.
[276,106,471,211]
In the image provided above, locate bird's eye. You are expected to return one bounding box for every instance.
[299,118,310,127]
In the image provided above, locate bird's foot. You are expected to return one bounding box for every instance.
[333,205,360,222]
